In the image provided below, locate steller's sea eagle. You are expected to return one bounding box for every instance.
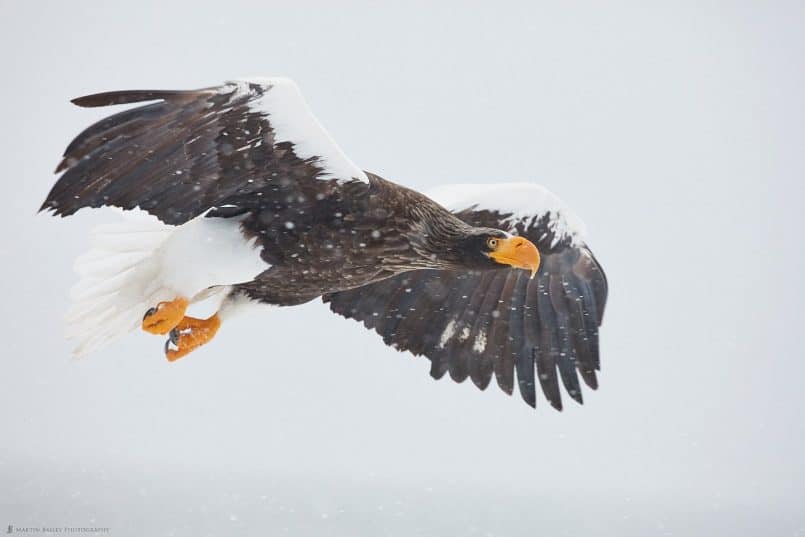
[41,78,607,411]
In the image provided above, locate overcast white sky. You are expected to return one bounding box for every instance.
[1,1,804,536]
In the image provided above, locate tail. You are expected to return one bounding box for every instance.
[66,210,175,356]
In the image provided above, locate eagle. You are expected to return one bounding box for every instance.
[41,78,608,411]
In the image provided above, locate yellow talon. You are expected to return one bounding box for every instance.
[165,314,221,362]
[142,297,189,335]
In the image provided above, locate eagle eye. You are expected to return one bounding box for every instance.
[486,237,499,249]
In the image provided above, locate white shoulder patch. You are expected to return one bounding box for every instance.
[233,77,368,184]
[425,182,587,247]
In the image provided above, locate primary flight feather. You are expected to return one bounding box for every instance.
[41,77,607,411]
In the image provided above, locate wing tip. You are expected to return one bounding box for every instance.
[38,199,59,216]
[517,381,537,409]
[38,196,76,218]
[581,368,599,390]
[70,89,194,108]
[70,92,121,108]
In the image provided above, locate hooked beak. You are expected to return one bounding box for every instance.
[488,236,541,278]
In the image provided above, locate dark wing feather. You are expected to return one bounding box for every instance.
[324,195,607,411]
[42,79,368,225]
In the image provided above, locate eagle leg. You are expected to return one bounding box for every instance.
[142,297,189,335]
[164,314,222,362]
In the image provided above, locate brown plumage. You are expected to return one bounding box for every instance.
[41,78,607,411]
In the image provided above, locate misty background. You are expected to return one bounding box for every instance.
[1,1,803,535]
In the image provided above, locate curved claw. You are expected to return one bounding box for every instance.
[163,313,221,362]
[142,297,188,335]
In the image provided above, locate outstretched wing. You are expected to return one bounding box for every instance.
[324,183,607,411]
[41,78,368,225]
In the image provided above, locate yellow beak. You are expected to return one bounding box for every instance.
[488,236,541,278]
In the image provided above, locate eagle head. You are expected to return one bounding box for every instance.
[451,229,541,278]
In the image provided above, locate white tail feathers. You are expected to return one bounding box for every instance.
[67,211,175,357]
[66,209,268,357]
